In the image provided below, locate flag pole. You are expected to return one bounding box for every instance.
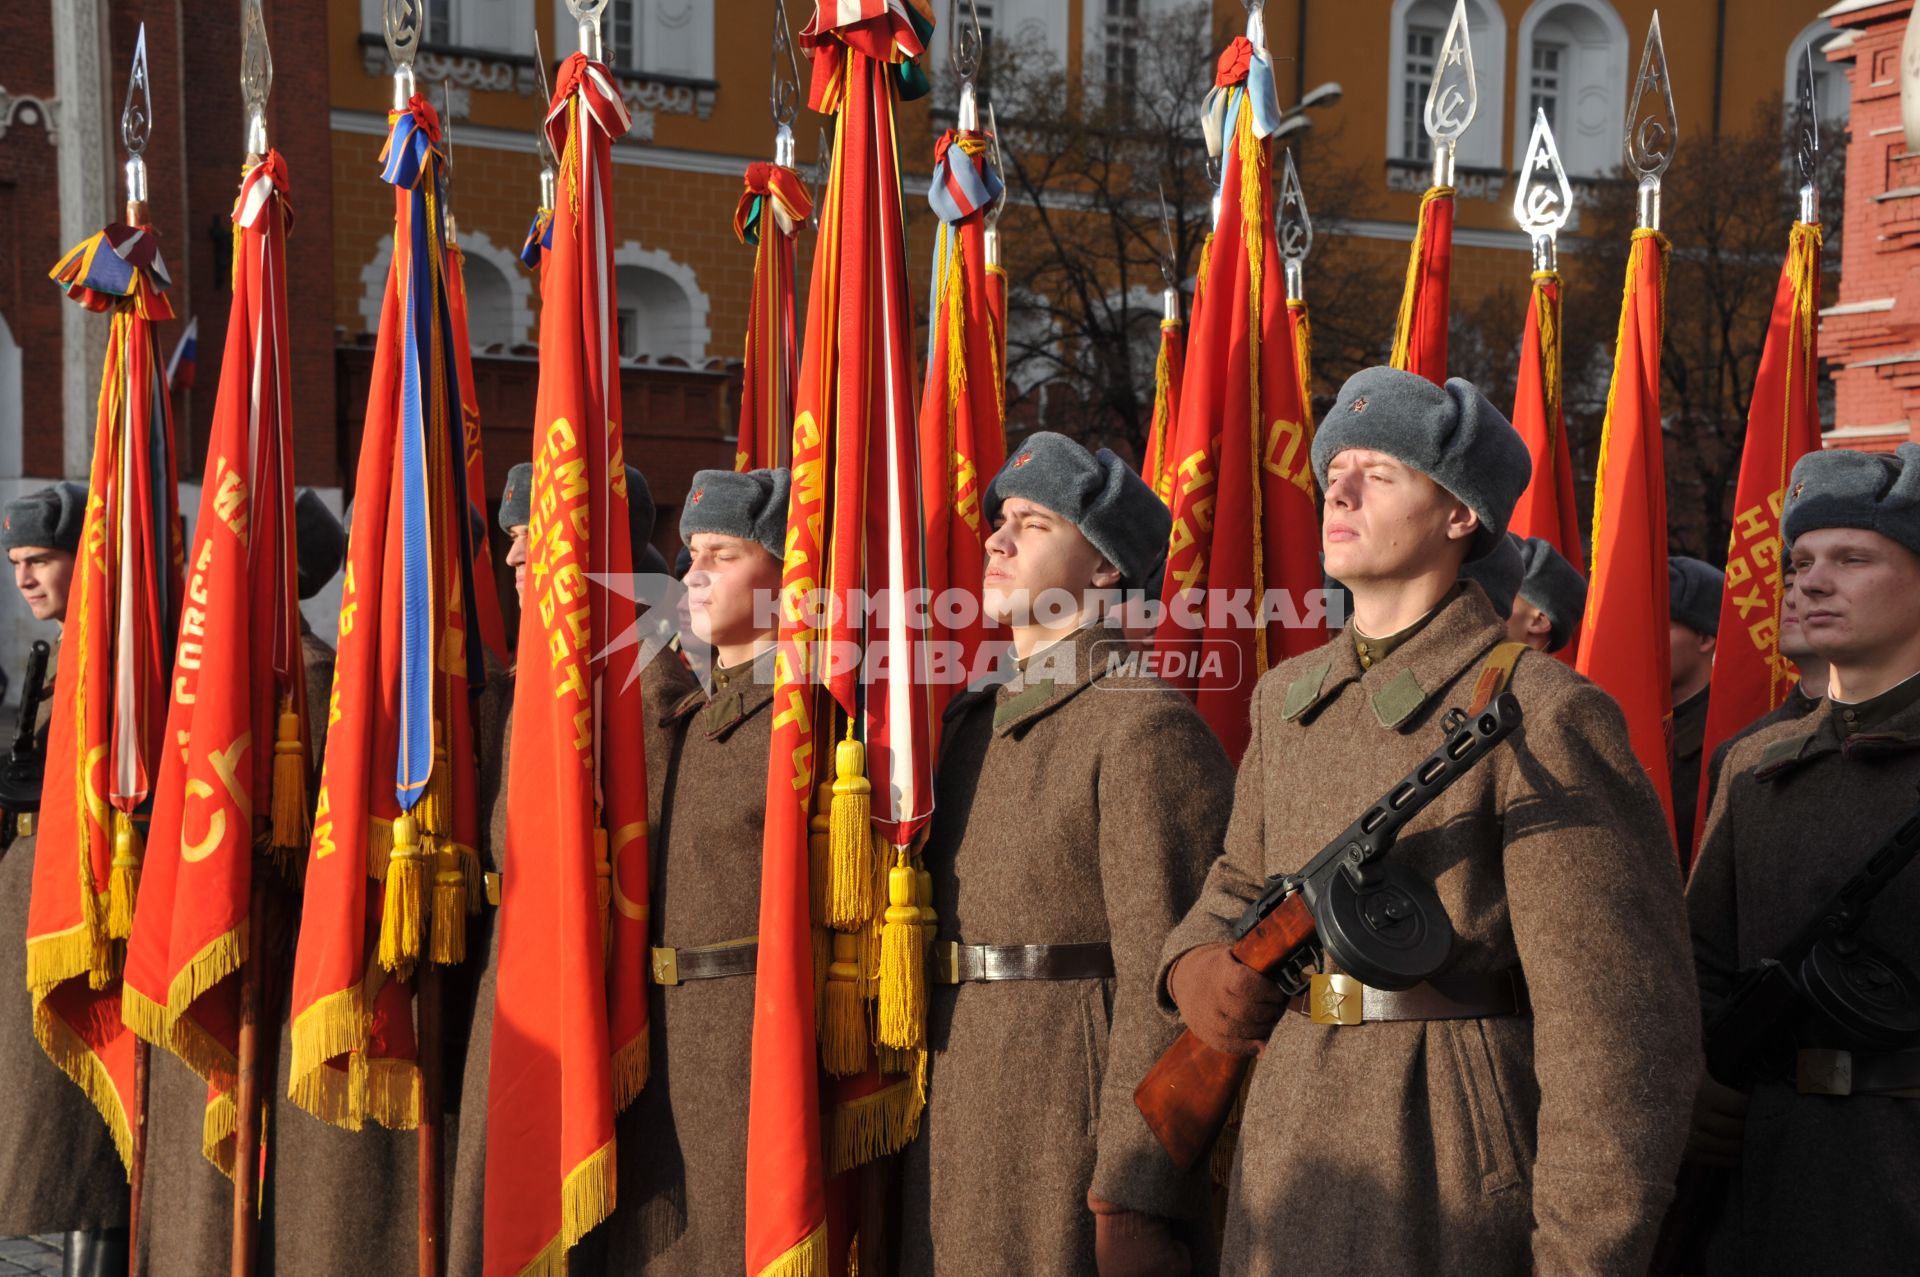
[227,7,277,1271]
[119,28,156,1277]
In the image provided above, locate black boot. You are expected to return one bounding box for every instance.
[61,1227,129,1277]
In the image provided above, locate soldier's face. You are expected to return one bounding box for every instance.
[982,497,1119,626]
[1779,566,1814,663]
[1790,527,1920,668]
[1320,449,1477,585]
[9,546,75,622]
[505,526,530,603]
[685,533,781,652]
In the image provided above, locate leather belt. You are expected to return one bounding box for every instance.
[1287,970,1530,1025]
[651,938,758,987]
[1797,1047,1920,1098]
[930,940,1115,985]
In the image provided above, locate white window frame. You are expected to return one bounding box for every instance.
[1511,0,1628,179]
[551,0,714,81]
[1386,0,1508,173]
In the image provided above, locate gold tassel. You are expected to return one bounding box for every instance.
[378,812,425,972]
[861,841,886,991]
[270,698,308,861]
[822,931,866,1077]
[418,733,451,840]
[828,733,873,930]
[429,839,466,965]
[877,850,924,1051]
[107,811,142,939]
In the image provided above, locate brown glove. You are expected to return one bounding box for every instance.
[1166,941,1284,1057]
[1088,1194,1191,1277]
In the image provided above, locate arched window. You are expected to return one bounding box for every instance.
[460,253,517,353]
[1387,0,1508,171]
[1785,18,1850,127]
[359,0,528,54]
[1512,0,1628,178]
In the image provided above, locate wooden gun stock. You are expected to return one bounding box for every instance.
[1134,892,1319,1171]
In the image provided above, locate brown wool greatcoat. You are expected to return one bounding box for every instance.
[0,646,129,1235]
[1158,587,1700,1277]
[600,647,767,1275]
[1688,688,1920,1275]
[1671,687,1710,866]
[899,623,1234,1277]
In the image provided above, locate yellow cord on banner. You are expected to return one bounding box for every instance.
[1389,186,1454,372]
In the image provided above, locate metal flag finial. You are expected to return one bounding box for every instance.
[383,0,421,108]
[121,23,152,216]
[1513,107,1573,271]
[1624,9,1676,230]
[534,25,558,209]
[984,102,1008,267]
[950,0,985,131]
[568,0,610,64]
[1279,149,1312,302]
[242,0,273,157]
[1156,183,1180,318]
[806,123,832,231]
[772,0,801,164]
[1423,0,1477,188]
[1796,43,1820,224]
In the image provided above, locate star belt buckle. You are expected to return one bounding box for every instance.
[1309,972,1364,1026]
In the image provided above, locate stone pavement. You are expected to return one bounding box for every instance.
[0,1235,60,1275]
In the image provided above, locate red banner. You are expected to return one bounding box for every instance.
[122,153,306,1174]
[446,241,512,669]
[1575,230,1674,840]
[29,217,184,1167]
[1389,185,1454,386]
[1154,41,1325,766]
[483,53,653,1275]
[1691,222,1822,864]
[1142,318,1185,506]
[919,126,1006,724]
[734,162,812,472]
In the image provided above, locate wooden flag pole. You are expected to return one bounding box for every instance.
[128,1040,148,1277]
[418,961,444,1277]
[229,878,267,1275]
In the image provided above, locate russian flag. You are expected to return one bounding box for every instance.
[166,315,198,390]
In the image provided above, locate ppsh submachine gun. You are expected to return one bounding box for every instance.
[1653,795,1920,1274]
[1135,690,1524,1170]
[0,640,52,852]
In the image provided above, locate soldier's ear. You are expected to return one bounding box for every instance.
[1089,559,1122,590]
[1443,500,1480,544]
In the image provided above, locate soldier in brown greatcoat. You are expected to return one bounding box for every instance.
[587,467,786,1276]
[1669,555,1725,864]
[1462,532,1586,656]
[1686,442,1920,1274]
[899,433,1233,1277]
[1158,367,1700,1276]
[0,484,129,1276]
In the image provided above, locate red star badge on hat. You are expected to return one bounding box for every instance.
[1349,397,1368,414]
[1791,480,1805,498]
[1012,452,1034,468]
[690,487,704,505]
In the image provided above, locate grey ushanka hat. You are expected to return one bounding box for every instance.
[1460,531,1524,617]
[1668,555,1724,637]
[294,488,346,601]
[1313,366,1532,561]
[1515,536,1587,654]
[1782,442,1920,560]
[680,467,790,560]
[1,482,87,554]
[983,430,1171,590]
[498,462,534,532]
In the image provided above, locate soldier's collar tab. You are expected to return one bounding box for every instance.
[1370,668,1430,730]
[1280,663,1331,721]
[1752,729,1819,780]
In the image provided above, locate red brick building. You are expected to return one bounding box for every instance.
[1821,0,1920,450]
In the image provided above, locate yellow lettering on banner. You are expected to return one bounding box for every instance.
[213,457,249,542]
[339,563,358,638]
[572,706,592,754]
[545,416,577,455]
[1264,418,1315,495]
[85,495,108,573]
[951,451,980,532]
[188,540,213,606]
[1731,501,1770,544]
[555,457,588,502]
[553,561,585,605]
[312,787,336,859]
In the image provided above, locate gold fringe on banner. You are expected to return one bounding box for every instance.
[752,1221,828,1277]
[826,1074,925,1176]
[822,931,866,1076]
